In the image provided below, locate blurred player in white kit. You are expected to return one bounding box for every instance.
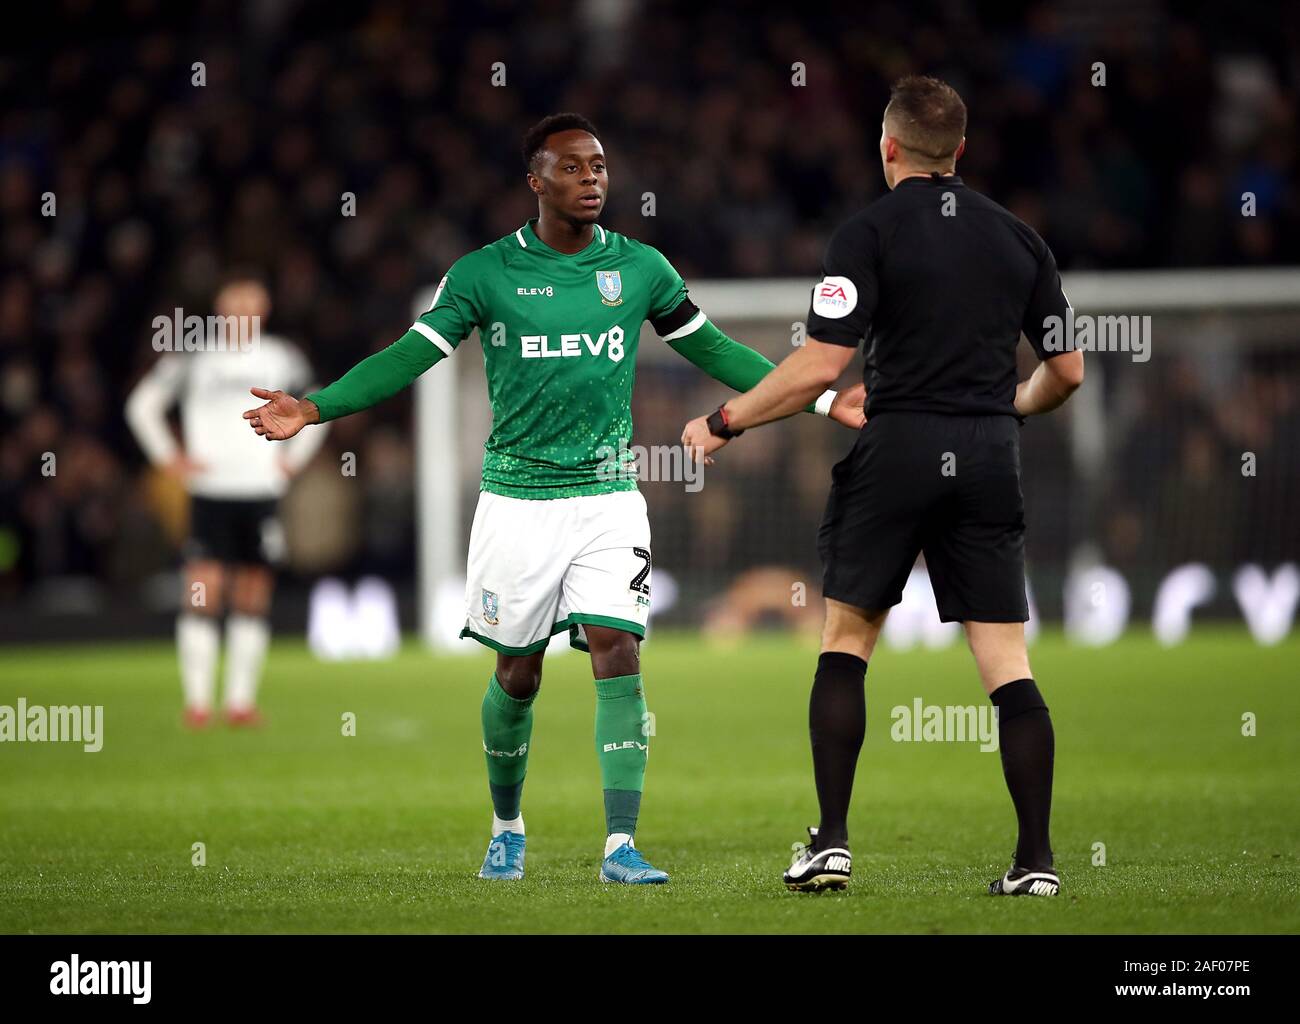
[126,272,329,727]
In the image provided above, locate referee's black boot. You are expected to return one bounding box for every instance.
[784,827,852,892]
[988,858,1060,896]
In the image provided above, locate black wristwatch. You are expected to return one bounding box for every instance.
[706,405,744,439]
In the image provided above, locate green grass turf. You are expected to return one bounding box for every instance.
[0,628,1296,934]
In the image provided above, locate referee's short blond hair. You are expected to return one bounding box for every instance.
[884,75,967,165]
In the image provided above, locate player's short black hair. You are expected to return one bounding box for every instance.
[522,113,599,173]
[884,75,967,163]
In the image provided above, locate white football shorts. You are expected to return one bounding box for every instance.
[460,489,652,655]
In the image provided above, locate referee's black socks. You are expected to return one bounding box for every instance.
[809,651,868,850]
[990,678,1055,871]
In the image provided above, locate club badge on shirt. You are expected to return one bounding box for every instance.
[596,270,623,306]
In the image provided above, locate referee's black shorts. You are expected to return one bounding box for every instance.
[818,411,1029,623]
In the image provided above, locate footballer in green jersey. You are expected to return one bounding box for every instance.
[244,113,864,885]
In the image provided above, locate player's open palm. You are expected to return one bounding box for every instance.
[243,387,308,440]
[828,383,866,430]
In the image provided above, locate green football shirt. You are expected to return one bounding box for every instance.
[416,219,696,499]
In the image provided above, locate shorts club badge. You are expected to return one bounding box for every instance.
[596,270,622,306]
[482,589,500,626]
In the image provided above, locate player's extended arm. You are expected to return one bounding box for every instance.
[278,383,332,470]
[1014,350,1084,416]
[244,331,445,439]
[679,337,860,459]
[668,320,821,411]
[308,330,447,422]
[720,337,857,431]
[668,320,862,428]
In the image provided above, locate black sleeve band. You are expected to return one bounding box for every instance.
[806,326,863,348]
[651,298,700,338]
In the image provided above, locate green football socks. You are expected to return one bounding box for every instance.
[481,673,535,821]
[594,673,648,836]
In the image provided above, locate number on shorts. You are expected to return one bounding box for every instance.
[629,547,651,595]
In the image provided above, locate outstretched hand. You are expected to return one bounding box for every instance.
[680,415,727,464]
[242,387,313,440]
[828,383,866,430]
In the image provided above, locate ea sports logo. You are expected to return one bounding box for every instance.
[812,275,858,319]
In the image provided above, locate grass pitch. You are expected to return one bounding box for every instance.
[1,629,1296,934]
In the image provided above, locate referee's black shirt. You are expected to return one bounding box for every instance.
[805,173,1071,419]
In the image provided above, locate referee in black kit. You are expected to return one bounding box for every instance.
[682,75,1084,896]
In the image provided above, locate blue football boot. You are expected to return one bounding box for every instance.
[478,831,526,881]
[600,841,669,885]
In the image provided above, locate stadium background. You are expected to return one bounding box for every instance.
[1,0,1298,941]
[1,0,1297,641]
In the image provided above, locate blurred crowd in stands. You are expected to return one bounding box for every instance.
[1,0,1297,616]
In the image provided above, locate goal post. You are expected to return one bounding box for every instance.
[413,285,464,651]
